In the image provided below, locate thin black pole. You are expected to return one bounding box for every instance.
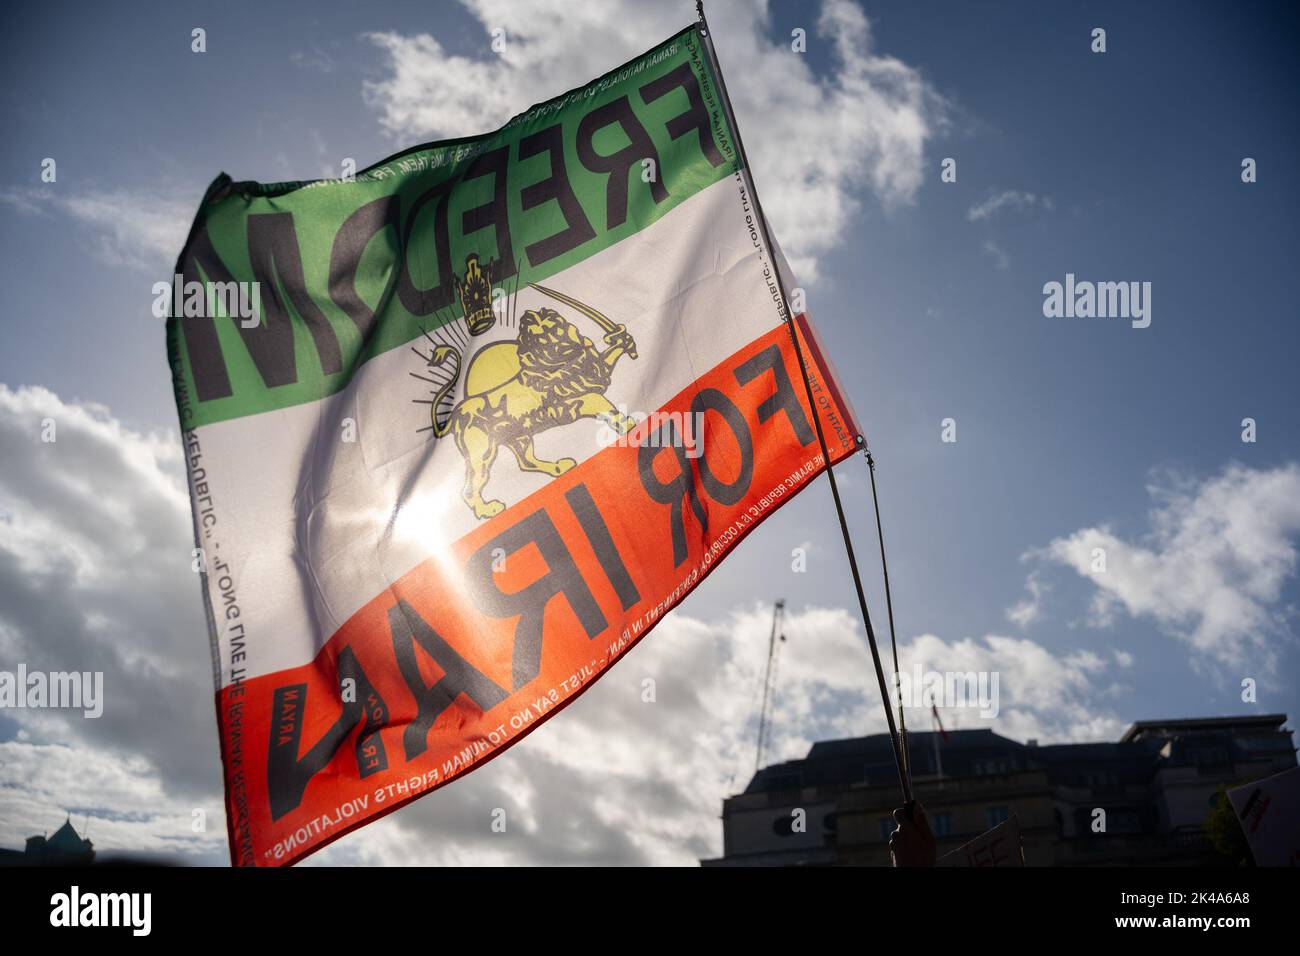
[694,1,911,805]
[866,449,911,790]
[755,599,783,774]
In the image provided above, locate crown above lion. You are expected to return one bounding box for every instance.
[455,253,497,336]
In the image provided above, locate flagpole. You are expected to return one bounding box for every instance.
[866,449,912,789]
[932,705,945,788]
[693,1,912,805]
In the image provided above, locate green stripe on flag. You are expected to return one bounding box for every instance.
[168,25,738,429]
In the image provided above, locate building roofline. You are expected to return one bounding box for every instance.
[1119,714,1289,743]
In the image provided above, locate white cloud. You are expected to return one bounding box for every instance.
[982,238,1010,271]
[1006,570,1048,628]
[1038,462,1300,674]
[291,44,338,74]
[0,384,226,859]
[899,633,1126,744]
[362,0,945,279]
[0,742,225,861]
[966,189,1053,222]
[0,188,191,273]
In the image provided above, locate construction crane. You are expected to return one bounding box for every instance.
[754,599,786,774]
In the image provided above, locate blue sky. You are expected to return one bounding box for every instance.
[0,0,1297,864]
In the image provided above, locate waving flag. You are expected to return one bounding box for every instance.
[168,22,860,866]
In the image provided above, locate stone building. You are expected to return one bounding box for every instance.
[0,816,95,866]
[701,714,1295,866]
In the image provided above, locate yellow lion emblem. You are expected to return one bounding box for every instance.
[426,295,638,519]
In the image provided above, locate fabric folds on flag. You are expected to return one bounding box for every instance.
[167,22,861,866]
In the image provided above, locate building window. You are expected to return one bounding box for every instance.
[931,812,953,837]
[986,806,1010,828]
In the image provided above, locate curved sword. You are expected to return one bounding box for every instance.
[529,282,618,335]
